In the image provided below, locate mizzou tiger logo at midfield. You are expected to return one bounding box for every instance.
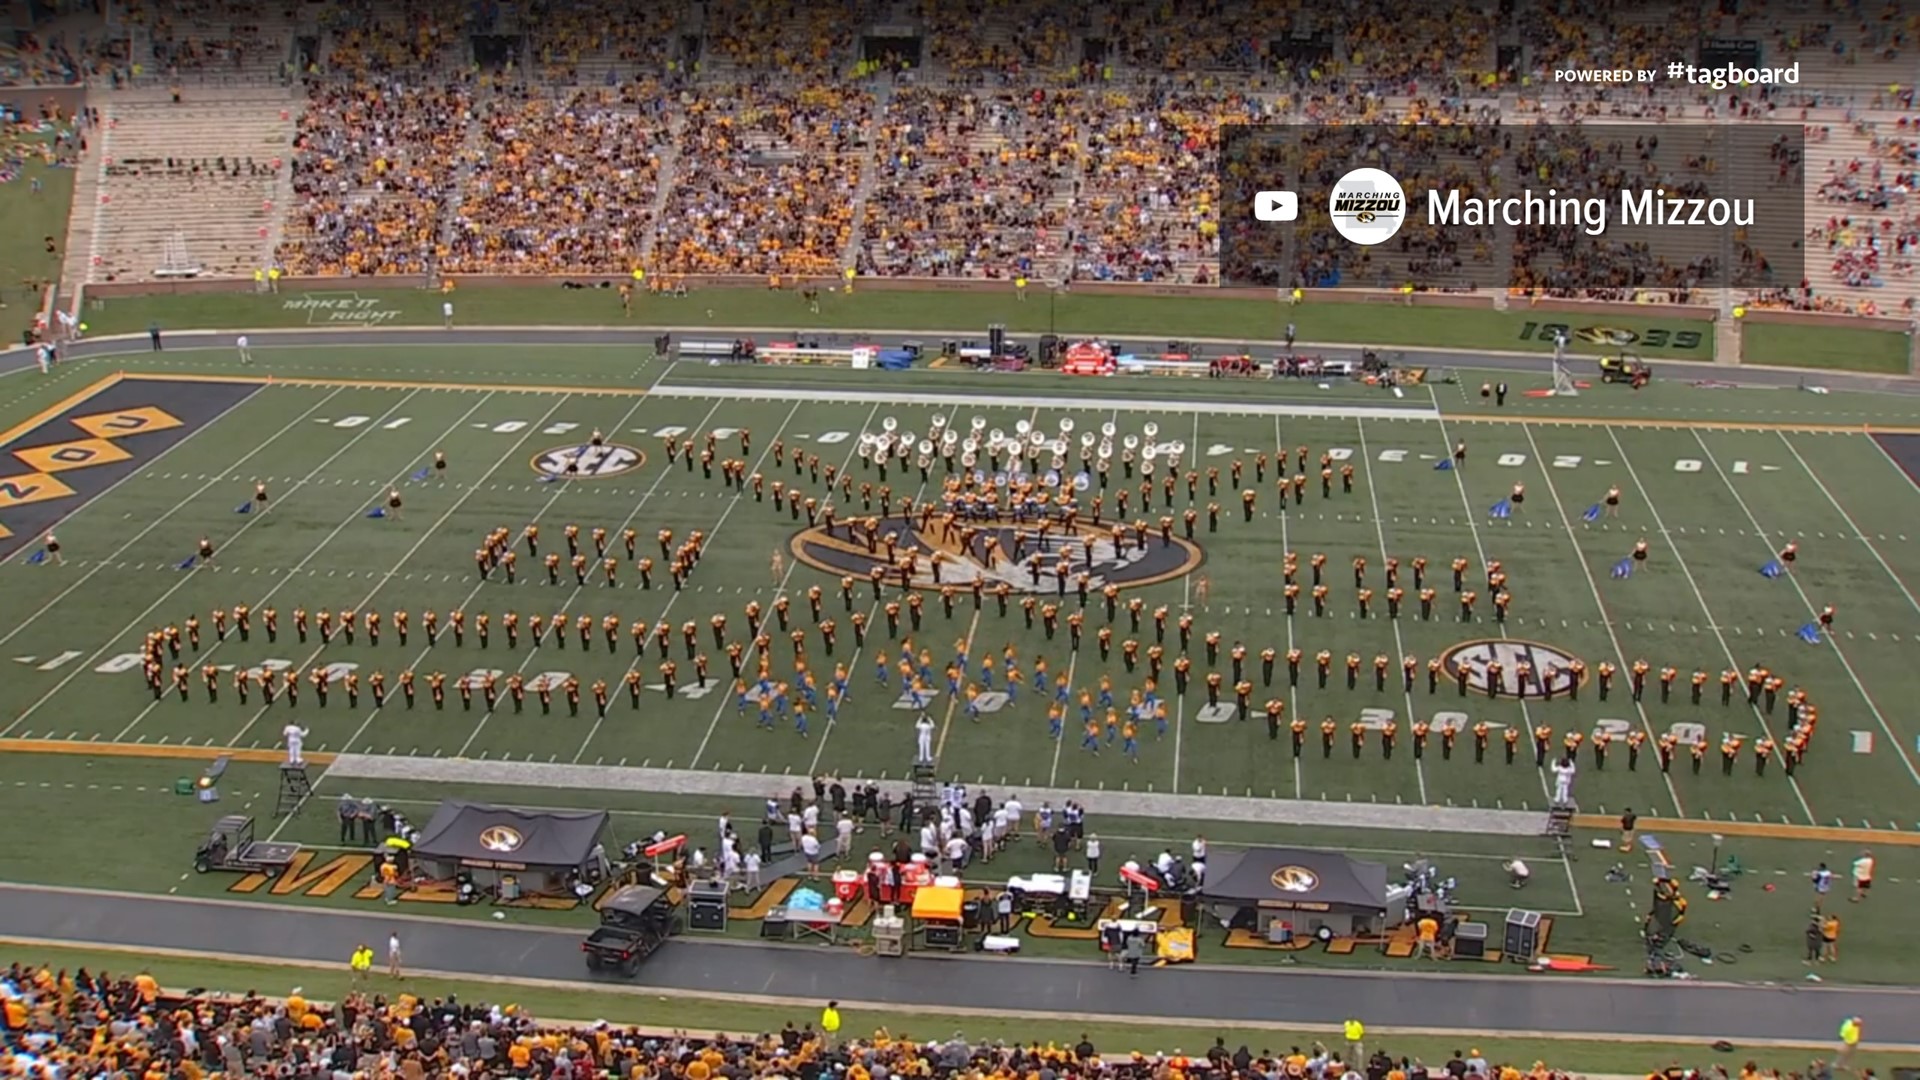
[790,515,1204,593]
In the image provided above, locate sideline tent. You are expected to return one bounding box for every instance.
[412,800,609,891]
[1200,847,1390,938]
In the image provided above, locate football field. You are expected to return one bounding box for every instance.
[4,342,1920,838]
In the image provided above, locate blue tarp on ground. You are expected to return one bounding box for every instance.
[877,350,915,370]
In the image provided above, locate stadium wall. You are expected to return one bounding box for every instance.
[77,274,1911,340]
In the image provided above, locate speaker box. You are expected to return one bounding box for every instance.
[688,880,729,931]
[760,912,789,939]
[1504,908,1541,961]
[1452,922,1487,960]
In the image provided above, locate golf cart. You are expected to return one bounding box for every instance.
[1599,353,1652,387]
[193,814,302,875]
[582,884,680,976]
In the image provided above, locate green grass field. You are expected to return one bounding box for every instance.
[3,338,1919,990]
[73,280,1911,373]
[0,129,77,342]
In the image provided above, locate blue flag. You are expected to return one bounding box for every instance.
[1433,459,1453,471]
[366,507,386,519]
[177,555,197,570]
[1610,558,1633,579]
[1759,560,1784,579]
[410,467,432,481]
[1582,504,1602,523]
[1797,622,1822,645]
[1489,500,1511,520]
[26,550,46,565]
[234,502,253,514]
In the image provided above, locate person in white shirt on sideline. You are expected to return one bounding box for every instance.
[1084,833,1103,875]
[743,850,762,890]
[802,801,821,834]
[786,810,803,851]
[237,334,252,365]
[1192,835,1208,863]
[442,300,455,328]
[919,820,938,858]
[835,813,855,859]
[944,834,969,873]
[1002,794,1023,839]
[799,831,822,874]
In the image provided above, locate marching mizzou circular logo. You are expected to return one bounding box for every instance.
[1271,865,1320,893]
[478,825,524,853]
[1438,639,1587,700]
[789,515,1203,593]
[1576,326,1639,347]
[531,443,646,479]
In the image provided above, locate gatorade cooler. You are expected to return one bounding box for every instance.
[832,868,863,903]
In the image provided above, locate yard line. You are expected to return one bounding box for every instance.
[1604,428,1822,821]
[0,387,342,632]
[276,395,675,822]
[684,401,876,770]
[1045,650,1082,788]
[1777,432,1920,617]
[1356,419,1428,806]
[106,388,486,740]
[0,382,288,569]
[803,415,946,778]
[1172,408,1197,794]
[1429,416,1548,807]
[229,392,568,748]
[935,405,1058,768]
[1276,415,1301,800]
[1,390,426,740]
[1517,425,1684,817]
[552,399,775,760]
[1682,428,1920,789]
[328,393,675,757]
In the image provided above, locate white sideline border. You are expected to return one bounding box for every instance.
[648,382,1443,421]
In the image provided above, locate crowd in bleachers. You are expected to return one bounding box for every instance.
[277,76,475,276]
[649,83,877,278]
[0,962,1850,1080]
[441,84,672,274]
[27,0,1920,317]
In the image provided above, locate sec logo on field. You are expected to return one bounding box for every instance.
[1439,639,1587,700]
[531,443,646,479]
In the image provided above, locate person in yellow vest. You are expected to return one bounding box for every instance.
[267,266,281,293]
[1015,275,1028,301]
[1837,1016,1862,1068]
[253,268,266,292]
[843,267,856,294]
[350,942,374,985]
[1343,1017,1364,1061]
[820,1000,842,1047]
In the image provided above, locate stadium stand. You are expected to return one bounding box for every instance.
[0,965,1823,1080]
[73,88,294,284]
[32,0,1920,322]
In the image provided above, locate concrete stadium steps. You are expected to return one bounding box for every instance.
[1800,112,1920,315]
[86,91,297,283]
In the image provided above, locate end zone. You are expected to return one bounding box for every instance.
[0,376,261,560]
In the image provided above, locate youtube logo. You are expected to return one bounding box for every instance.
[1253,190,1299,222]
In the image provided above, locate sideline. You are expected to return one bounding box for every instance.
[4,737,1917,845]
